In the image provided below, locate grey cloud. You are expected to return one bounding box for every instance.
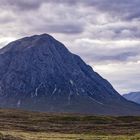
[88,21,140,40]
[84,51,139,64]
[72,40,140,64]
[95,62,140,93]
[1,0,140,38]
[0,0,77,11]
[78,0,140,21]
[1,0,140,22]
[0,11,16,24]
[1,0,46,10]
[0,0,85,35]
[94,52,139,62]
[125,10,140,21]
[51,0,140,21]
[31,24,84,34]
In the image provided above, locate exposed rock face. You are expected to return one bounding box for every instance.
[123,92,140,104]
[0,34,140,115]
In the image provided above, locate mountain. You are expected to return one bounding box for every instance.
[123,92,140,104]
[0,34,140,115]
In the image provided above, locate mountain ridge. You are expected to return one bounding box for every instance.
[123,92,140,104]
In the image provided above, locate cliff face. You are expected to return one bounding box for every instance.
[0,34,140,115]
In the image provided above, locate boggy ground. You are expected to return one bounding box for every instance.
[0,109,140,140]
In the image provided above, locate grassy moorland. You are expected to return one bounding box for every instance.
[0,109,140,140]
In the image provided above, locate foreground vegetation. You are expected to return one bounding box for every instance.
[0,109,140,140]
[0,131,140,140]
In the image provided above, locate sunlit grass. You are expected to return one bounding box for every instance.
[0,131,140,140]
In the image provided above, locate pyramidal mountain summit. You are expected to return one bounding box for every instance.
[0,34,140,115]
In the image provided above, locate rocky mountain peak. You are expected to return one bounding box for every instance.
[0,34,60,53]
[0,34,140,115]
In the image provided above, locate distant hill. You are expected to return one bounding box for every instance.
[0,34,140,115]
[123,92,140,104]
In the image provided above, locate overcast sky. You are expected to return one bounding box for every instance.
[0,0,140,94]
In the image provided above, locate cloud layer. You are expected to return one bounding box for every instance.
[0,0,140,94]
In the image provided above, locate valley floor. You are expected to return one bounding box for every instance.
[0,109,140,140]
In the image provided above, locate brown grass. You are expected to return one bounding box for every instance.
[0,108,140,136]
